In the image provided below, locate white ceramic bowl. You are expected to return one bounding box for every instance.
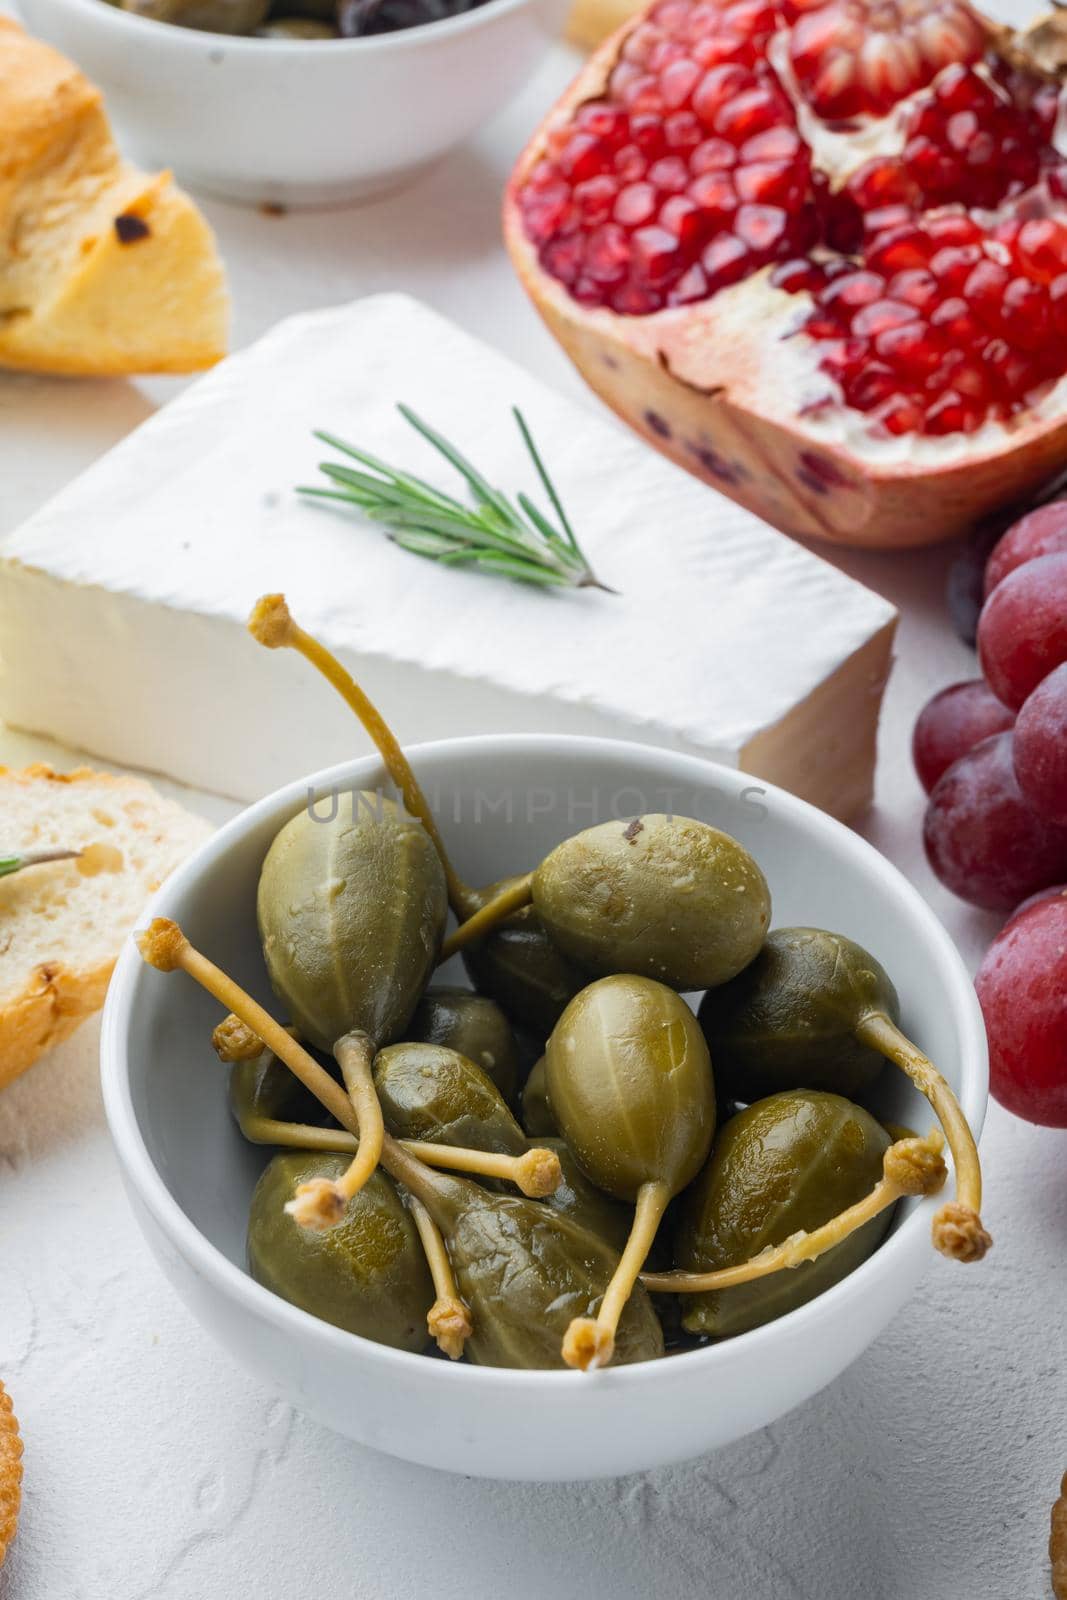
[101,736,987,1481]
[19,0,566,206]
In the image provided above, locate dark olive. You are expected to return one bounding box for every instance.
[461,879,585,1038]
[386,1156,664,1370]
[520,1055,557,1139]
[697,927,989,1260]
[537,1139,631,1254]
[674,1091,891,1338]
[257,798,447,1054]
[698,927,894,1102]
[544,974,716,1368]
[532,815,770,991]
[407,987,520,1104]
[229,1047,297,1125]
[119,0,269,31]
[372,1042,526,1156]
[248,1152,433,1350]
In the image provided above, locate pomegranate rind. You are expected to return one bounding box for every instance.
[504,9,1067,550]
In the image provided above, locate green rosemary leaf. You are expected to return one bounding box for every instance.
[513,408,581,556]
[397,406,517,526]
[301,408,614,595]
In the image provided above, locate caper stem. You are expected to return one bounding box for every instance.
[331,1030,385,1203]
[248,595,472,915]
[439,876,535,961]
[854,1010,990,1262]
[233,1108,561,1197]
[562,1179,671,1372]
[641,1130,948,1293]
[408,1196,472,1361]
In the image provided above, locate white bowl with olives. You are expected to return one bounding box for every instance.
[20,0,567,206]
[102,726,988,1482]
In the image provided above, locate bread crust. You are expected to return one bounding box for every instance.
[0,1380,22,1568]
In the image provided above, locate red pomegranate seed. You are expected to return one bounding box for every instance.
[661,57,702,106]
[740,125,802,163]
[929,245,982,288]
[846,157,919,212]
[665,110,704,148]
[574,175,618,225]
[1017,219,1067,285]
[930,296,980,343]
[888,268,939,310]
[540,235,584,285]
[844,363,897,410]
[963,260,1010,328]
[771,257,823,293]
[576,104,630,145]
[821,270,884,314]
[660,194,708,248]
[688,169,738,222]
[613,144,647,181]
[1000,278,1051,353]
[735,161,801,206]
[714,85,787,143]
[557,133,612,183]
[701,232,751,290]
[926,389,979,435]
[1052,276,1067,336]
[585,223,631,284]
[690,137,737,174]
[873,320,944,378]
[692,63,751,122]
[691,31,749,67]
[614,181,657,226]
[924,214,983,246]
[851,298,920,338]
[631,113,668,155]
[668,262,710,303]
[866,226,935,275]
[611,280,662,313]
[649,155,691,192]
[632,225,682,281]
[877,393,926,435]
[734,202,788,253]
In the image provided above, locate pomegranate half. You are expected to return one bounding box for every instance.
[504,0,1067,549]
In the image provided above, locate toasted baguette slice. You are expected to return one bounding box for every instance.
[0,18,228,376]
[0,1381,21,1570]
[0,765,211,1090]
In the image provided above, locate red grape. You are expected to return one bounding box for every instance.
[976,887,1067,1126]
[912,680,1015,795]
[923,731,1067,910]
[946,520,1004,645]
[1013,661,1067,825]
[977,552,1067,710]
[983,500,1067,598]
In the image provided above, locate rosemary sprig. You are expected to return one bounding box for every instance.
[299,405,615,594]
[0,849,81,879]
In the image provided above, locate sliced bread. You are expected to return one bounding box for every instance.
[0,764,211,1090]
[0,18,228,376]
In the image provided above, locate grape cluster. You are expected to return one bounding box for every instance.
[914,502,1067,1125]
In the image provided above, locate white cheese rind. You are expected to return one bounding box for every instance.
[0,294,897,807]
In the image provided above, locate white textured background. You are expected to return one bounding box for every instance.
[1,5,1065,1596]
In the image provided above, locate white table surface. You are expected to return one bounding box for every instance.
[2,9,1065,1597]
